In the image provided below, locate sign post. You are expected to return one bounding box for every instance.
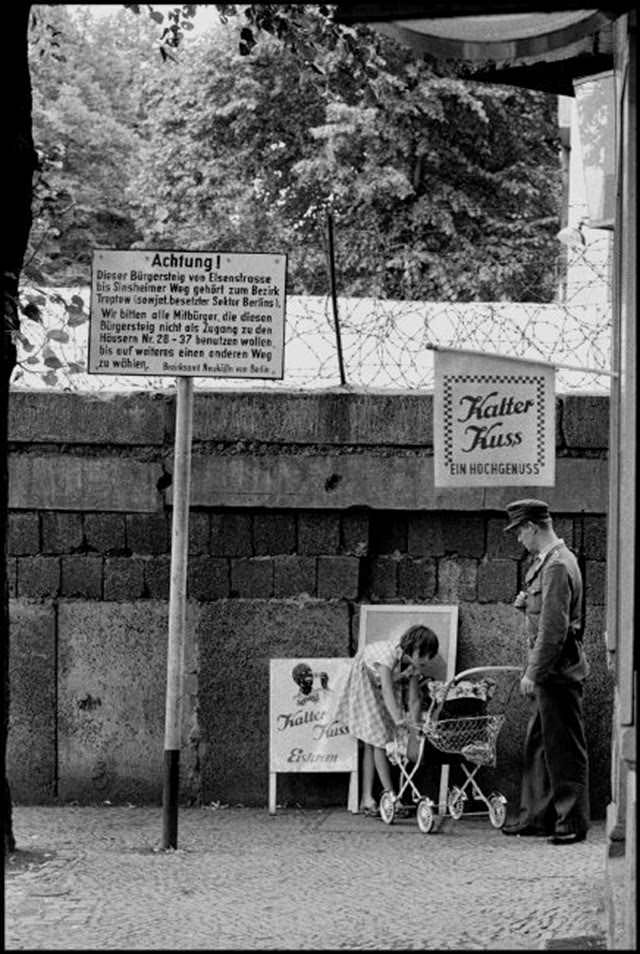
[162,375,193,849]
[88,247,287,847]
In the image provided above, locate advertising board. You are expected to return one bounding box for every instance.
[269,657,358,813]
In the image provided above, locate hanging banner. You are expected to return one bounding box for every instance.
[433,348,555,487]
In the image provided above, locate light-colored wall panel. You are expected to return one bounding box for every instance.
[9,456,163,512]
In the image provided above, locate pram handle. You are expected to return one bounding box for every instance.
[447,665,522,685]
[424,665,522,721]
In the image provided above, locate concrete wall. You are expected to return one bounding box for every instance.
[7,390,612,813]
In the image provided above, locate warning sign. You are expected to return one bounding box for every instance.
[88,248,287,378]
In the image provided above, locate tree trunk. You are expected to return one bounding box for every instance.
[2,2,36,855]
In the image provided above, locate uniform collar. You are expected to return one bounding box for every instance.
[525,539,564,583]
[535,538,564,565]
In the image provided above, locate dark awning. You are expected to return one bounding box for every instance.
[333,4,633,95]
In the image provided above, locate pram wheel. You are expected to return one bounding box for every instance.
[416,798,435,834]
[488,793,507,828]
[379,790,396,825]
[447,786,465,820]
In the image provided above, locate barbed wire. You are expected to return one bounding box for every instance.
[11,233,612,396]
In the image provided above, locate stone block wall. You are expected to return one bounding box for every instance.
[7,390,612,814]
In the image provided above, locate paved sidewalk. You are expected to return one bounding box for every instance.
[5,805,607,950]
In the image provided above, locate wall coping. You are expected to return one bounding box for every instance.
[9,389,610,449]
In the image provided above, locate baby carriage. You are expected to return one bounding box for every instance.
[381,665,521,834]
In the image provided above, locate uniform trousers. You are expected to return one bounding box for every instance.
[519,679,590,834]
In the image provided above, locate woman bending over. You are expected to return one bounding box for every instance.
[334,624,439,816]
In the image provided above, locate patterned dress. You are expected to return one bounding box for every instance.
[333,639,405,748]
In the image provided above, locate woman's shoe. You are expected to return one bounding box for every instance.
[360,802,380,817]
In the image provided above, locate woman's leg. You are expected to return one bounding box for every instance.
[360,743,376,808]
[373,745,395,792]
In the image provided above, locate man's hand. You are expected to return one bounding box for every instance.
[520,675,536,697]
[513,591,527,611]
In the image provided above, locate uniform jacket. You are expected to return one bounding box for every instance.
[522,540,589,684]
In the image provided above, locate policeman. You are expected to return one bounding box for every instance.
[501,499,590,844]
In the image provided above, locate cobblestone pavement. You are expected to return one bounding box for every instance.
[5,806,607,950]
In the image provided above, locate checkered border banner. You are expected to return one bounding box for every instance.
[443,373,547,467]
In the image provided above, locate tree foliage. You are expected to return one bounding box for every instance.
[15,2,563,390]
[26,2,562,304]
[26,5,159,286]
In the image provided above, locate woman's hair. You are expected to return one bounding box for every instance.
[399,624,439,659]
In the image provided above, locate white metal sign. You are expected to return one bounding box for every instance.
[269,658,358,813]
[88,248,286,378]
[434,347,556,487]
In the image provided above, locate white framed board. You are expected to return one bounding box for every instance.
[89,248,286,379]
[357,603,459,813]
[269,658,358,814]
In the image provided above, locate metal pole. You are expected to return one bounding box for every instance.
[162,376,193,849]
[425,342,617,377]
[326,211,347,386]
